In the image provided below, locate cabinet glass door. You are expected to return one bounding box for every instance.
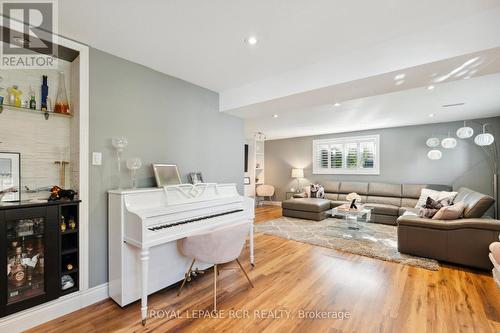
[6,217,45,304]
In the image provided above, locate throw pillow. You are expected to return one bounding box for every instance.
[310,184,325,199]
[415,188,457,208]
[419,197,450,218]
[432,201,465,220]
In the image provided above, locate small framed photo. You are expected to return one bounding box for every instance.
[244,177,250,185]
[188,172,204,185]
[0,152,20,202]
[152,164,181,187]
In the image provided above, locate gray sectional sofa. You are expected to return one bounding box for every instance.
[322,181,451,225]
[281,181,500,269]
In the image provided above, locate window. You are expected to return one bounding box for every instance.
[312,135,380,174]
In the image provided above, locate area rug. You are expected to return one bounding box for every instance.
[255,216,439,270]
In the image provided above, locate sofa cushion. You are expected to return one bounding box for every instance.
[324,193,338,200]
[402,184,427,199]
[368,182,401,197]
[399,207,419,216]
[454,187,495,218]
[366,196,402,207]
[401,198,418,208]
[364,203,399,216]
[282,198,331,213]
[415,188,457,208]
[339,182,368,195]
[323,181,340,193]
[432,201,465,220]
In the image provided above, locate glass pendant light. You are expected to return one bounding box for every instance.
[427,149,442,160]
[441,131,457,149]
[474,124,495,146]
[456,121,474,139]
[426,137,440,147]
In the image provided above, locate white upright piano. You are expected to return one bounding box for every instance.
[108,183,254,325]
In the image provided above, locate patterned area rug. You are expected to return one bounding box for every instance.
[255,216,439,271]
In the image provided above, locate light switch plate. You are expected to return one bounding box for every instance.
[92,152,102,166]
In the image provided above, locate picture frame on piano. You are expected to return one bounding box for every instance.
[152,163,182,187]
[188,172,204,184]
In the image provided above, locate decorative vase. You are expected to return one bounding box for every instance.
[54,72,70,114]
[126,158,142,189]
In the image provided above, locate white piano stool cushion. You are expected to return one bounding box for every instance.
[178,220,250,265]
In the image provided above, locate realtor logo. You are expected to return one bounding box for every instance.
[1,0,58,69]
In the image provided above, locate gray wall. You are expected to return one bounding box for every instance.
[265,117,500,214]
[89,49,244,287]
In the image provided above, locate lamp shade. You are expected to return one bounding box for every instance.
[426,137,440,147]
[427,149,442,160]
[475,133,494,146]
[456,122,474,139]
[291,168,304,178]
[441,137,457,149]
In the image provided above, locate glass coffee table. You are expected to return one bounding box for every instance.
[327,205,372,230]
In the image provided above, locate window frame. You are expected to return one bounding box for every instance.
[312,134,380,175]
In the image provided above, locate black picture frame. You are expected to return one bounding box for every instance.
[188,172,204,185]
[0,152,21,202]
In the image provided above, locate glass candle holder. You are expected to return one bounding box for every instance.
[111,137,128,189]
[126,157,142,189]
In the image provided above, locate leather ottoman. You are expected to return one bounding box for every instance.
[282,198,331,221]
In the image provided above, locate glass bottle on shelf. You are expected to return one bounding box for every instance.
[54,71,70,114]
[10,247,26,287]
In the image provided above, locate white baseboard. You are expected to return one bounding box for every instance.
[0,283,109,333]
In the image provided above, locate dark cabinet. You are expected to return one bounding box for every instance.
[0,201,79,318]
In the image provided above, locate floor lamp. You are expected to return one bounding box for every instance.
[457,121,498,219]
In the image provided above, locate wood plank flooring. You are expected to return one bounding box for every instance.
[28,205,500,333]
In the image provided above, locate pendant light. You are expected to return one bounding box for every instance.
[427,149,442,160]
[426,137,440,147]
[474,124,495,146]
[441,131,457,149]
[456,121,474,139]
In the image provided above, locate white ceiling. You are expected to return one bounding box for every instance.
[58,0,500,92]
[56,1,500,139]
[244,73,500,139]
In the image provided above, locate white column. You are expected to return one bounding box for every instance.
[140,248,150,325]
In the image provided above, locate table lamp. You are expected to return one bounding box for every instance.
[291,168,304,192]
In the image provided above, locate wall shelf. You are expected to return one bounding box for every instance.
[0,104,72,120]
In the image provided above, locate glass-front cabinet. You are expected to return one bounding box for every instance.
[0,205,59,317]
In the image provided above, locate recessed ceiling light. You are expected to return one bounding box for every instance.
[334,102,341,107]
[429,113,435,118]
[273,114,278,118]
[394,73,406,80]
[427,85,435,90]
[246,36,258,45]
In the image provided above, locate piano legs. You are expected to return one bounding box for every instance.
[140,248,150,326]
[249,222,255,267]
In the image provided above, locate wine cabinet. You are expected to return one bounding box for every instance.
[0,201,80,318]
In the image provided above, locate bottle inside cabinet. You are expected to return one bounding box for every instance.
[6,218,46,304]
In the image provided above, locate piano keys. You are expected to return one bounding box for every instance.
[108,183,254,325]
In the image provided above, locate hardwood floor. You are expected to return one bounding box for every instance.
[28,205,500,333]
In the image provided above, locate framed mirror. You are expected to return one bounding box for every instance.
[152,164,181,187]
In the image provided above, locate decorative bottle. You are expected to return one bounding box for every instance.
[41,75,49,111]
[10,247,26,287]
[29,86,36,110]
[54,72,70,114]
